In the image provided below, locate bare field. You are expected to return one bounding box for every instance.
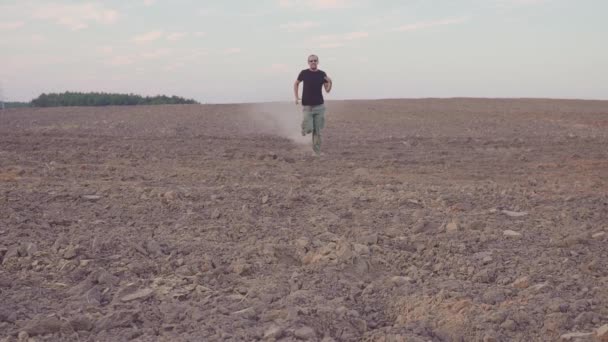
[1,98,607,341]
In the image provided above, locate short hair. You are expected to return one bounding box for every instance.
[308,54,318,61]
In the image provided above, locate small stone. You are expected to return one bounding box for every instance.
[295,238,310,249]
[84,286,103,306]
[353,244,370,255]
[24,317,63,336]
[503,230,522,237]
[353,318,367,332]
[353,168,369,177]
[502,210,528,217]
[482,256,494,264]
[512,276,530,289]
[96,270,119,286]
[121,288,154,302]
[359,233,379,245]
[390,276,413,285]
[500,319,517,331]
[592,232,606,239]
[69,316,94,331]
[25,243,37,256]
[294,326,316,340]
[530,282,549,292]
[483,332,500,342]
[145,240,163,256]
[82,195,101,201]
[446,220,459,232]
[232,260,252,276]
[451,299,472,313]
[574,312,599,326]
[264,325,284,339]
[232,307,256,320]
[63,246,78,259]
[559,332,593,341]
[163,191,177,201]
[261,195,269,204]
[544,313,572,333]
[18,331,29,341]
[596,324,608,341]
[487,311,507,324]
[473,269,497,283]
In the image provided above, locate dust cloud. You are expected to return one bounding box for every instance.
[244,102,309,145]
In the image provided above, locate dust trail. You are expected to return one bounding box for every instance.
[244,102,309,145]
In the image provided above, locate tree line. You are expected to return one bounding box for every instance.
[28,91,198,107]
[2,102,30,108]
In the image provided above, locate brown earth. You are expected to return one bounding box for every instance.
[0,98,607,342]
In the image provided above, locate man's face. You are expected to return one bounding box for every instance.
[308,55,318,70]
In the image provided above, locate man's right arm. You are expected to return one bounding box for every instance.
[294,79,302,105]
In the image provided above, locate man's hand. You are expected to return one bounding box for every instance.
[294,80,302,105]
[324,76,333,93]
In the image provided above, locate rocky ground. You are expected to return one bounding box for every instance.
[0,98,607,341]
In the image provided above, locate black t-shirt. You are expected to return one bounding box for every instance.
[297,69,328,106]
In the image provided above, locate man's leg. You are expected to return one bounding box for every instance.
[301,106,313,136]
[312,105,326,154]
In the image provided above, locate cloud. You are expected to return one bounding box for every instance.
[141,48,172,59]
[133,30,164,43]
[163,49,209,71]
[0,21,25,30]
[30,34,47,43]
[278,0,355,10]
[265,63,290,73]
[280,21,320,32]
[164,62,186,72]
[319,42,344,48]
[104,48,172,68]
[224,48,242,54]
[392,17,468,32]
[97,46,114,55]
[497,0,549,5]
[167,32,188,41]
[315,31,369,41]
[311,30,369,48]
[106,55,134,66]
[178,49,209,62]
[344,31,369,40]
[133,31,198,43]
[198,8,213,16]
[32,3,118,30]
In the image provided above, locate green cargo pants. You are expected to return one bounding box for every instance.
[301,104,326,154]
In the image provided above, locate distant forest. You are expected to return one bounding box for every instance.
[25,91,198,107]
[2,102,30,108]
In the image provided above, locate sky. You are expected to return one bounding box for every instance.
[1,0,607,103]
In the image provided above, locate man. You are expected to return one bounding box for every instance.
[294,54,332,155]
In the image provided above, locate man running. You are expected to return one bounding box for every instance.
[294,54,332,155]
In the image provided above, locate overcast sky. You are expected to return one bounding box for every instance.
[1,0,607,103]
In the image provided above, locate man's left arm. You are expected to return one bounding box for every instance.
[323,75,332,93]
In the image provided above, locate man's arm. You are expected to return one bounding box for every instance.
[294,79,302,104]
[324,76,332,93]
